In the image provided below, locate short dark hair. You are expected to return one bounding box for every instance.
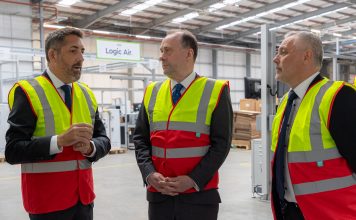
[167,29,198,61]
[45,27,83,62]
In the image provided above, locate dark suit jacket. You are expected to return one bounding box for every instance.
[134,81,233,204]
[272,74,356,219]
[5,72,111,164]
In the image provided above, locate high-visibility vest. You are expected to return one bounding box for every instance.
[271,78,356,220]
[143,76,228,193]
[8,75,97,214]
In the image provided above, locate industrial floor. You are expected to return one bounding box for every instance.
[0,148,273,220]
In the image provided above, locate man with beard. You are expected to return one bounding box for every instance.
[5,27,111,220]
[134,29,232,220]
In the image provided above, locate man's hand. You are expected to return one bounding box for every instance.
[73,142,93,155]
[57,123,93,148]
[147,172,178,196]
[163,175,195,194]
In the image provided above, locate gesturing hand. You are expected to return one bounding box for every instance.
[57,123,93,148]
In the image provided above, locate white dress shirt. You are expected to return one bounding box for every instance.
[284,72,319,202]
[170,71,196,94]
[46,68,96,157]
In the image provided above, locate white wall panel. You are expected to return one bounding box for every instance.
[0,1,32,103]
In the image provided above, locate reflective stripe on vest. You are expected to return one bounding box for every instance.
[77,83,95,125]
[289,81,342,163]
[21,80,95,174]
[294,174,356,196]
[285,81,355,196]
[27,79,55,136]
[148,79,215,134]
[21,159,92,174]
[152,145,210,158]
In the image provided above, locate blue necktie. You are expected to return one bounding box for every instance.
[275,90,298,204]
[60,85,72,110]
[172,83,183,104]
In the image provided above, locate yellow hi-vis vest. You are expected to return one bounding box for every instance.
[8,75,97,214]
[143,76,228,193]
[271,78,356,220]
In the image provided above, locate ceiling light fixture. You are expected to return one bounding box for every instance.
[216,0,311,30]
[208,0,241,13]
[270,7,348,31]
[93,30,111,35]
[135,35,151,39]
[172,12,199,24]
[57,0,78,6]
[43,24,65,29]
[120,0,164,16]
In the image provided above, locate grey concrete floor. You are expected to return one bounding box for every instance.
[0,149,273,220]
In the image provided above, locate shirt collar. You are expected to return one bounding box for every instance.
[293,72,319,99]
[171,71,196,90]
[46,68,71,89]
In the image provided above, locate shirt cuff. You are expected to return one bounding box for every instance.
[146,172,154,186]
[192,180,200,191]
[50,135,63,155]
[84,141,96,157]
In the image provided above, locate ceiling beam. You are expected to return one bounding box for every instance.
[73,0,141,28]
[316,15,356,30]
[233,3,350,41]
[136,0,221,35]
[193,0,296,34]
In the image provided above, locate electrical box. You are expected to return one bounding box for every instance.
[251,138,269,199]
[101,109,121,148]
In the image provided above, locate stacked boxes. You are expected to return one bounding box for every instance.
[232,109,261,149]
[239,99,261,112]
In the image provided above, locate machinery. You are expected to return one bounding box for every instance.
[101,108,121,148]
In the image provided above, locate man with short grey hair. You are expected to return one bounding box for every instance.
[271,31,356,220]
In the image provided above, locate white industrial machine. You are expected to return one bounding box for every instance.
[101,108,121,148]
[251,138,269,199]
[0,103,10,154]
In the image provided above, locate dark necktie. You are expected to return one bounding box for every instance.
[275,90,298,203]
[60,85,72,110]
[172,83,183,104]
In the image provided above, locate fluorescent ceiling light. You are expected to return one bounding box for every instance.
[136,35,151,39]
[270,7,348,31]
[208,0,241,13]
[216,0,311,30]
[333,33,342,37]
[43,24,65,29]
[120,0,163,16]
[57,0,78,6]
[208,3,226,12]
[223,0,240,4]
[93,30,111,35]
[172,12,199,23]
[311,29,321,33]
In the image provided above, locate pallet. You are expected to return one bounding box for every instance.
[109,147,127,154]
[231,139,251,150]
[0,154,5,163]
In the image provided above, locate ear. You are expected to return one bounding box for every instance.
[187,48,194,60]
[48,48,57,63]
[304,49,313,64]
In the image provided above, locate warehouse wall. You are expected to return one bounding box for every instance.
[79,35,261,111]
[0,0,33,103]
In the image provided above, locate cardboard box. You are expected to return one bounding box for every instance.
[239,99,257,111]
